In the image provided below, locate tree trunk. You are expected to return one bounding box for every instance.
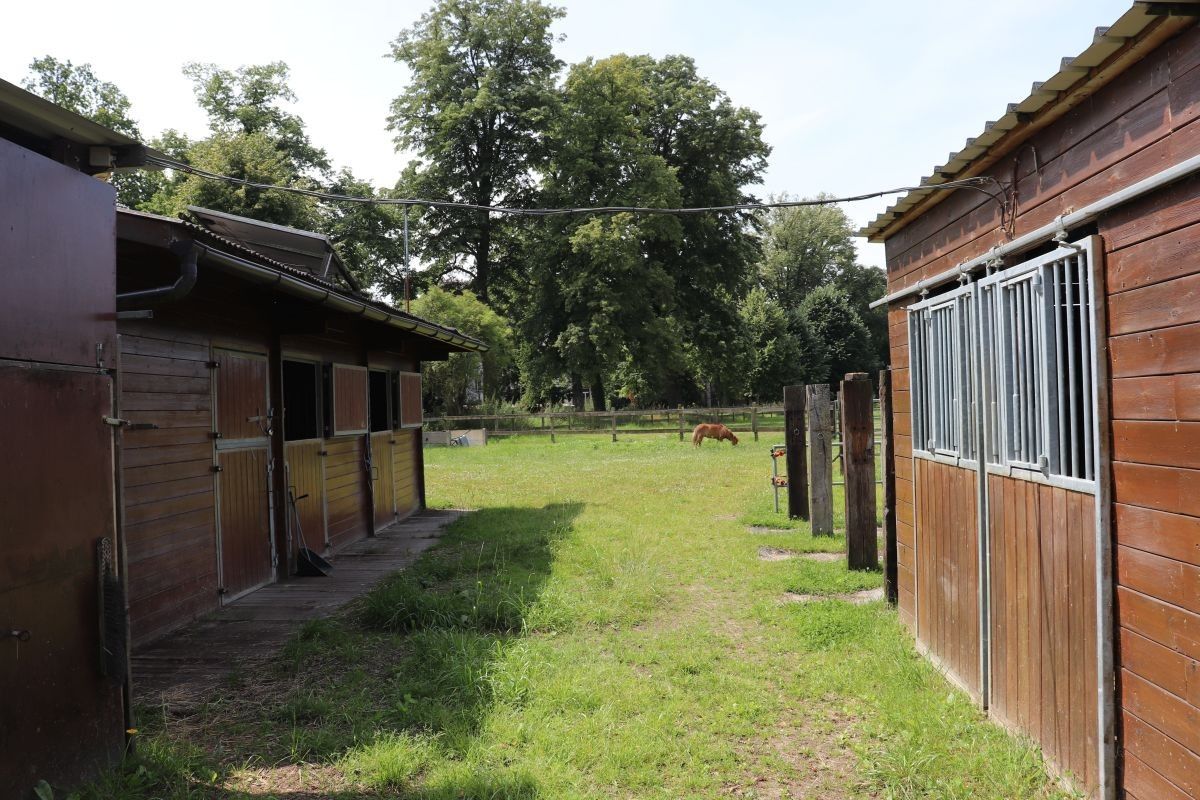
[705,378,713,408]
[591,374,607,412]
[571,373,585,412]
[473,213,491,303]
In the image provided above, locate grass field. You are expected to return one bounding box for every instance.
[77,435,1071,799]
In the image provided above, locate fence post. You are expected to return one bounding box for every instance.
[784,385,809,520]
[841,372,877,570]
[678,407,685,442]
[880,369,897,604]
[752,404,759,442]
[549,413,555,444]
[806,384,834,536]
[611,411,617,442]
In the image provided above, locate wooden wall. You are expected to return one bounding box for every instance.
[285,441,327,552]
[120,326,219,647]
[913,458,980,698]
[393,428,420,516]
[323,435,369,550]
[1103,161,1200,800]
[987,475,1098,794]
[882,21,1200,799]
[890,305,916,631]
[333,365,368,434]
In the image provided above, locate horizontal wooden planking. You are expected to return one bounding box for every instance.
[122,373,211,395]
[1118,586,1200,662]
[124,475,213,508]
[1107,218,1200,294]
[126,523,213,566]
[122,426,211,450]
[1112,373,1200,420]
[125,507,215,547]
[1123,752,1194,800]
[1118,544,1200,615]
[121,391,211,412]
[128,575,217,647]
[120,353,211,379]
[125,491,213,527]
[1120,628,1200,708]
[127,547,217,602]
[327,481,366,504]
[120,334,209,362]
[1122,669,1200,756]
[1109,269,1200,335]
[1116,503,1200,568]
[1113,420,1200,468]
[1102,166,1200,252]
[1114,461,1200,518]
[1123,710,1200,798]
[123,458,212,488]
[897,499,914,526]
[123,442,212,469]
[121,409,210,429]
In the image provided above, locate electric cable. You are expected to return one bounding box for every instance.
[144,153,1009,217]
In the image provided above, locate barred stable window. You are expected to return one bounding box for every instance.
[909,284,977,460]
[909,236,1099,485]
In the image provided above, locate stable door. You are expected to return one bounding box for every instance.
[213,348,275,601]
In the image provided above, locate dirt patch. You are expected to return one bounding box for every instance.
[715,513,740,521]
[726,700,862,799]
[782,588,884,605]
[758,547,798,561]
[747,526,793,534]
[800,552,843,563]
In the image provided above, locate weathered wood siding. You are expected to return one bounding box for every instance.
[987,475,1098,793]
[890,306,917,631]
[371,431,396,528]
[333,365,368,434]
[393,427,420,516]
[1104,160,1200,799]
[120,328,218,646]
[324,435,368,550]
[400,372,422,427]
[883,23,1200,799]
[913,458,980,698]
[285,440,327,551]
[216,447,272,599]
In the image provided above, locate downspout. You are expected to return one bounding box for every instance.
[116,241,199,308]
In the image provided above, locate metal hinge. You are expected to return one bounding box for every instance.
[211,465,223,473]
[206,360,220,369]
[217,586,228,595]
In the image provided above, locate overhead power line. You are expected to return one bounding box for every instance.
[144,153,1007,217]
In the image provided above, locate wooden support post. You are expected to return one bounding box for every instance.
[841,372,877,570]
[611,411,617,442]
[549,413,555,443]
[678,407,685,442]
[784,385,809,520]
[880,369,897,604]
[752,404,759,442]
[806,384,834,536]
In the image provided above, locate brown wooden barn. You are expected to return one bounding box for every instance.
[0,78,147,794]
[115,206,485,646]
[864,4,1200,798]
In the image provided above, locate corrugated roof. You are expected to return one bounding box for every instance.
[859,2,1200,242]
[117,207,487,353]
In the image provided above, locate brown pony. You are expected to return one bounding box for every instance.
[692,423,739,447]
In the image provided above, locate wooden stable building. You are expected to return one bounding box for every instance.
[116,206,485,646]
[864,4,1200,799]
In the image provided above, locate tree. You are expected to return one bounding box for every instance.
[147,62,328,230]
[759,199,859,309]
[797,285,878,386]
[515,56,683,411]
[320,170,407,296]
[739,288,828,401]
[21,56,161,207]
[410,287,514,414]
[388,0,564,302]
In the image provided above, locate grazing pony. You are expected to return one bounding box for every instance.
[692,423,739,447]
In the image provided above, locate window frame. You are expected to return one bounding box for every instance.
[281,357,323,443]
[908,281,978,466]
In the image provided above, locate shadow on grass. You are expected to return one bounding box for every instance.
[76,504,583,800]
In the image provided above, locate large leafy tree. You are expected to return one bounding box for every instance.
[739,287,828,402]
[147,62,329,230]
[797,284,878,386]
[21,56,161,207]
[410,286,514,414]
[389,0,564,302]
[516,56,682,411]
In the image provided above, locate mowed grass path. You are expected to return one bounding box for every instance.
[93,436,1070,799]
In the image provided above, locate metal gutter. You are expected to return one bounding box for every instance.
[116,242,198,308]
[870,148,1200,308]
[195,245,488,352]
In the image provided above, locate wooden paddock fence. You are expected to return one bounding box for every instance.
[424,405,788,442]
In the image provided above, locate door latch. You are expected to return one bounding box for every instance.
[102,417,159,430]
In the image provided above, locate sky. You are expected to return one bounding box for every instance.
[1,0,1134,269]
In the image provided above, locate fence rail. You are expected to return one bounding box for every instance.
[425,405,788,442]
